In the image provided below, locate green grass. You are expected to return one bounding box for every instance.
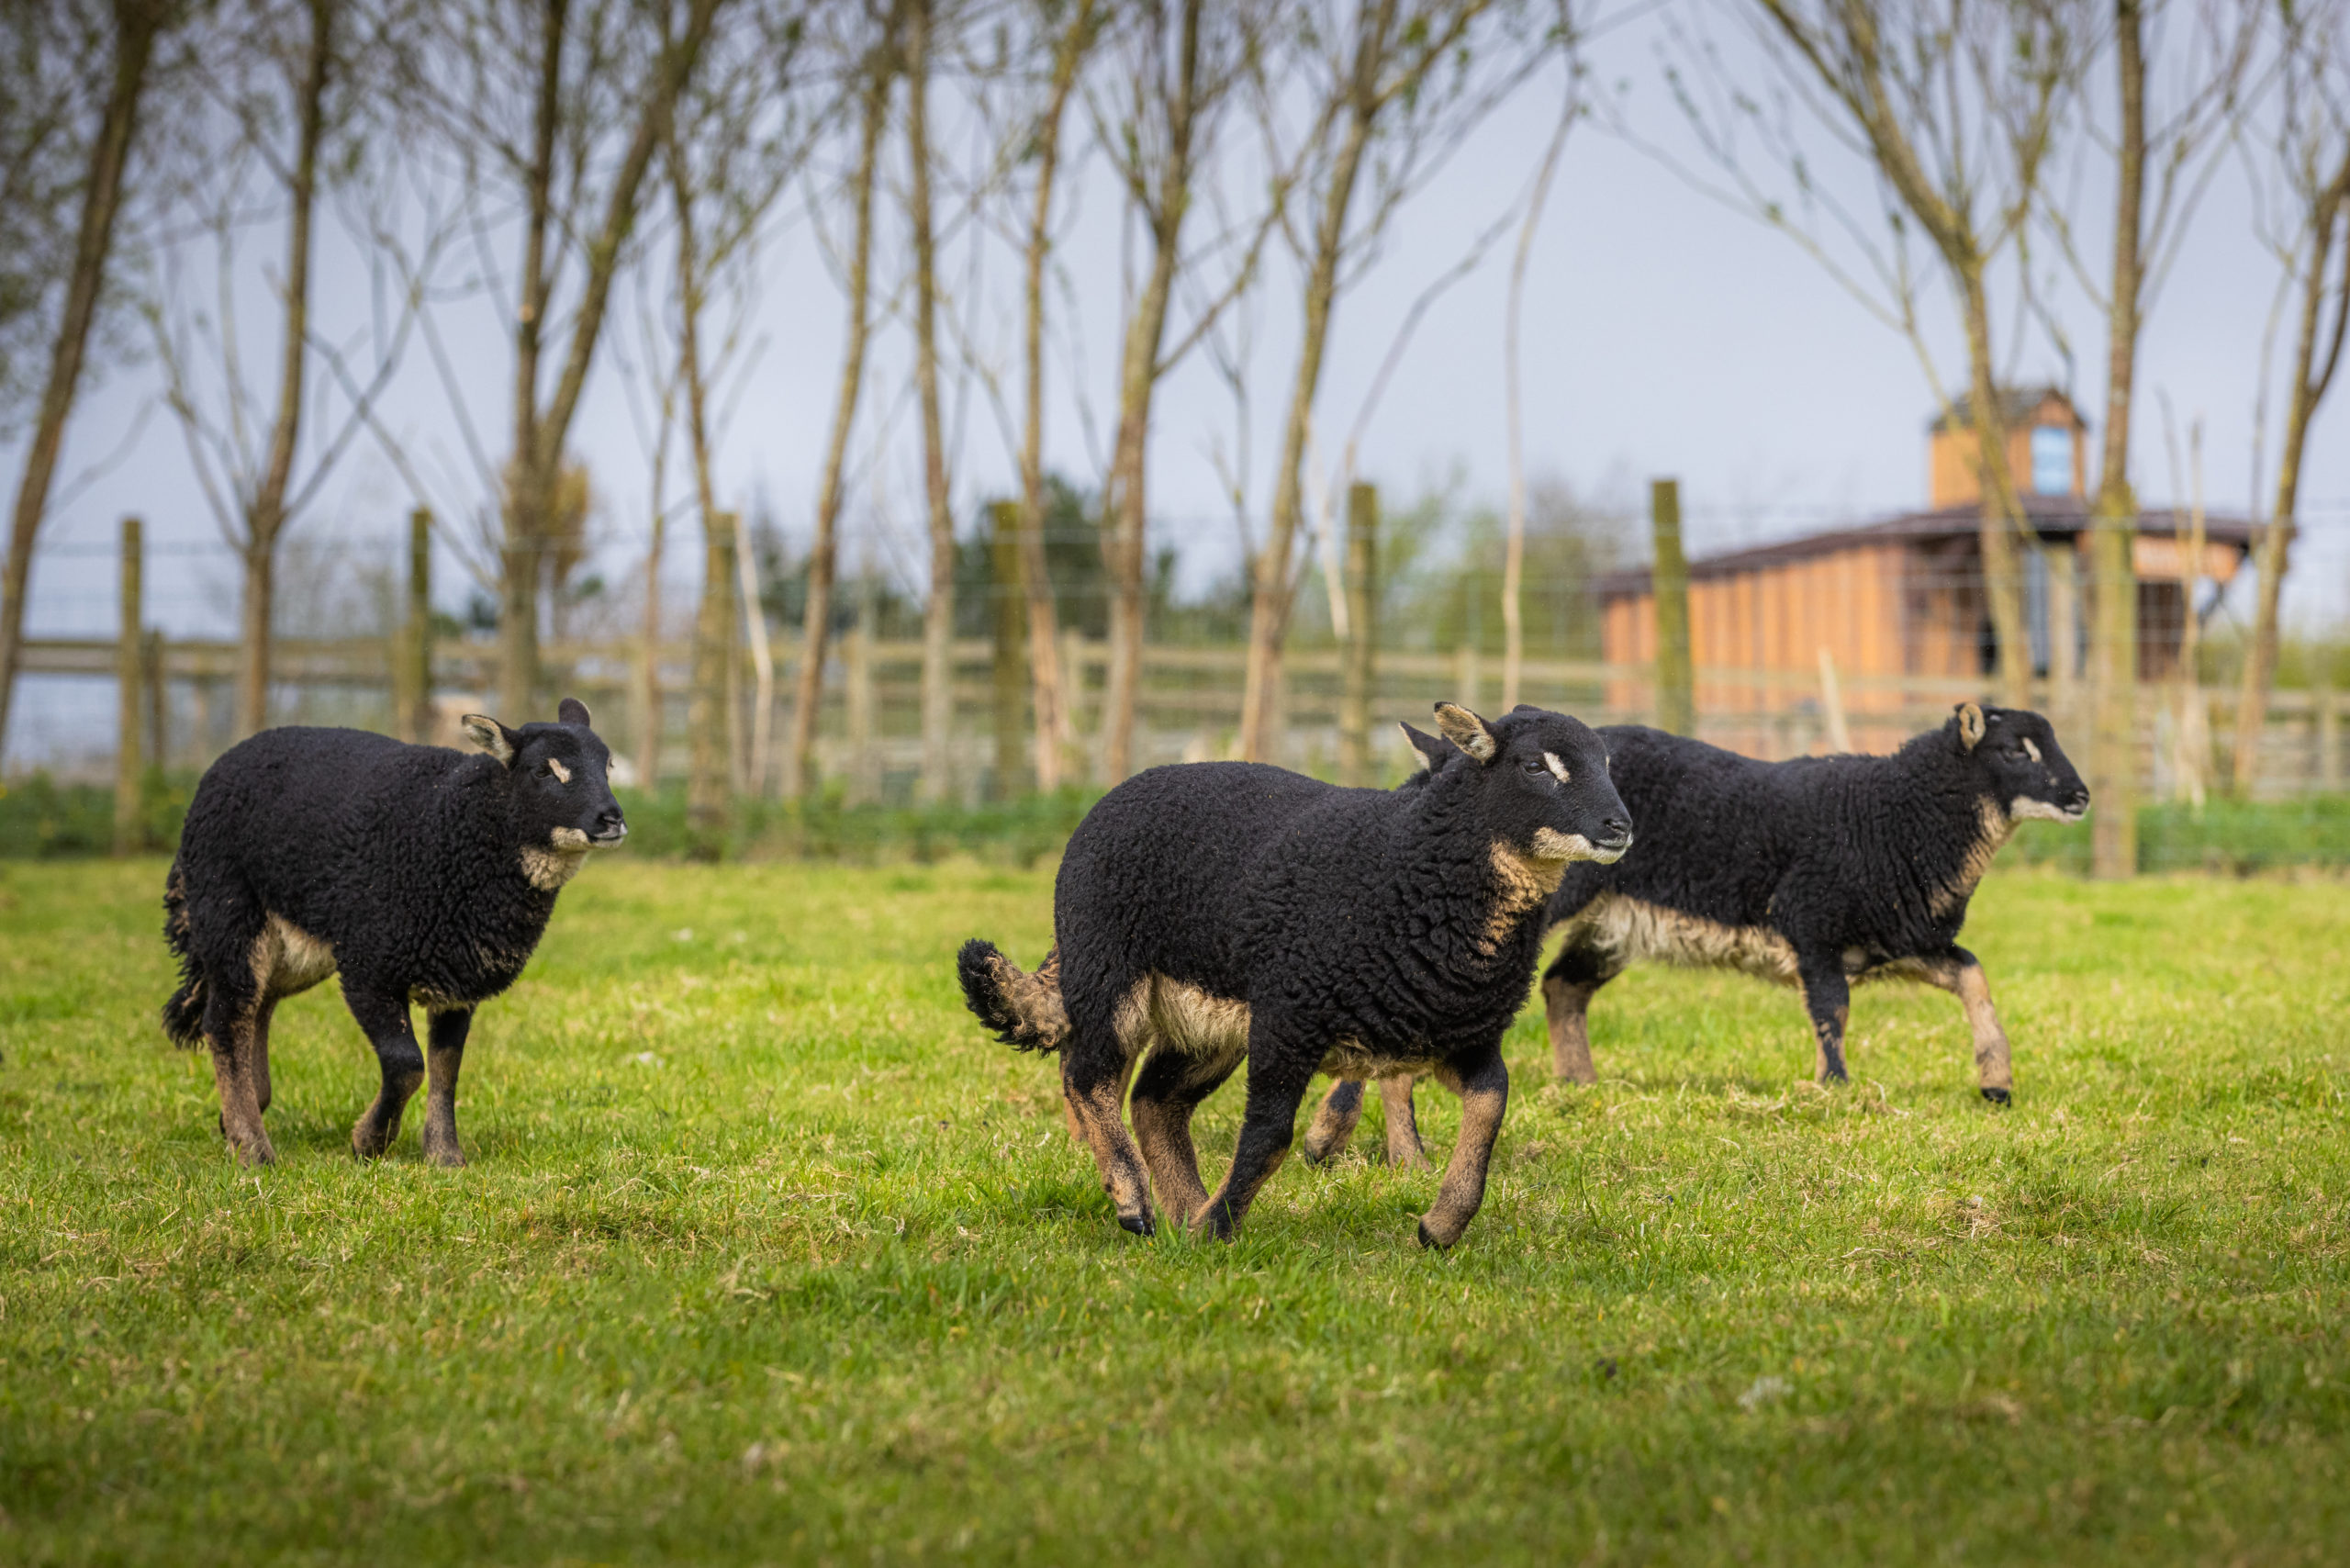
[1,858,2345,1566]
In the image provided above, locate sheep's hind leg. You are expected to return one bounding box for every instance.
[1197,1028,1319,1241]
[1919,946,2014,1104]
[1541,944,1620,1085]
[1061,1040,1153,1237]
[1418,1043,1509,1249]
[420,1006,475,1167]
[1379,1074,1428,1168]
[341,983,425,1159]
[1299,1080,1366,1165]
[203,971,276,1166]
[1129,1043,1242,1227]
[1796,958,1852,1085]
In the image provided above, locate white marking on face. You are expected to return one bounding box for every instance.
[2009,797,2085,823]
[547,757,572,784]
[1543,750,1572,783]
[1533,826,1607,862]
[2021,737,2042,763]
[550,826,590,850]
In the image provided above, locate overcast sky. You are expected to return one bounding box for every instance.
[9,0,2348,764]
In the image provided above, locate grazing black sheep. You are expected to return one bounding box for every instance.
[958,702,1633,1248]
[161,700,626,1166]
[1312,702,2085,1154]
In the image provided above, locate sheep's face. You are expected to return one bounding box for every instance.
[1430,702,1634,865]
[1952,703,2089,824]
[464,698,629,857]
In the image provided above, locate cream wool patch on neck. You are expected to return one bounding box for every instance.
[520,826,594,891]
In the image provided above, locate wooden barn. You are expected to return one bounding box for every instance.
[1598,388,2254,753]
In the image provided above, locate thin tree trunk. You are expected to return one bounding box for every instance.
[2176,419,2207,807]
[734,511,773,793]
[785,18,894,801]
[2088,0,2145,877]
[2233,151,2350,794]
[672,121,729,818]
[908,0,956,805]
[1101,0,1201,783]
[0,1,164,757]
[1237,9,1384,762]
[235,0,331,741]
[1502,102,1571,712]
[634,510,666,782]
[1958,274,2034,709]
[1017,0,1093,792]
[687,524,734,848]
[501,0,724,722]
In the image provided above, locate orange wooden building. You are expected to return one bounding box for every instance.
[1598,389,2252,751]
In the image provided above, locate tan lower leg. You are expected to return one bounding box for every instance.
[422,1039,465,1167]
[1380,1075,1427,1169]
[1301,1081,1365,1163]
[1544,976,1599,1083]
[1419,1065,1506,1248]
[1064,1071,1153,1231]
[211,1016,274,1165]
[1956,966,2013,1096]
[1131,1096,1214,1224]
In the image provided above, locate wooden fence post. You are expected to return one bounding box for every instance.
[114,517,144,856]
[989,501,1027,798]
[1339,483,1378,786]
[142,628,164,770]
[2319,673,2340,794]
[845,570,878,807]
[399,507,432,743]
[1651,478,1694,735]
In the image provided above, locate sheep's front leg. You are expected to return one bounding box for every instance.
[1418,1044,1508,1249]
[1197,1027,1317,1241]
[342,984,425,1159]
[1919,945,2014,1104]
[421,1006,475,1167]
[1796,958,1851,1085]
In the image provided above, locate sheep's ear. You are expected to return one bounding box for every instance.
[557,697,592,728]
[1433,702,1497,764]
[1953,701,1986,753]
[1398,722,1452,771]
[462,714,520,766]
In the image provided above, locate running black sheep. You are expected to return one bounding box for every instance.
[957,702,1633,1248]
[1311,702,2085,1156]
[161,700,627,1166]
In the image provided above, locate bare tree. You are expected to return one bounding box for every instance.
[406,0,730,723]
[1660,0,2087,711]
[0,0,183,759]
[784,1,899,801]
[907,0,958,804]
[147,0,436,741]
[1009,0,1099,791]
[2032,0,2251,873]
[1235,0,1542,761]
[2233,0,2350,795]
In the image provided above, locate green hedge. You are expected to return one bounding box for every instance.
[12,768,2350,874]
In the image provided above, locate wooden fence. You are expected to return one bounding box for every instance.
[20,627,2344,802]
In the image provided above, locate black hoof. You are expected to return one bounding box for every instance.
[1416,1220,1448,1250]
[1980,1087,2012,1106]
[1117,1212,1155,1238]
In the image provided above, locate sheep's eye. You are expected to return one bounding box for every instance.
[1521,758,1547,775]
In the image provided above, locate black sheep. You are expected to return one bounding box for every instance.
[957,702,1633,1248]
[1313,702,2085,1153]
[161,700,627,1166]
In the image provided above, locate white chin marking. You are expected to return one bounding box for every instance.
[550,826,591,850]
[1590,844,1628,865]
[2009,798,2085,823]
[1534,827,1600,862]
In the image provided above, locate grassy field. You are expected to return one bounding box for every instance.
[1,857,2345,1566]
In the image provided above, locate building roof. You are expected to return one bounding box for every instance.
[1928,384,2084,433]
[1595,499,2255,599]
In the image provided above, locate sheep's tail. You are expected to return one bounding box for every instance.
[957,940,1068,1053]
[160,861,207,1048]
